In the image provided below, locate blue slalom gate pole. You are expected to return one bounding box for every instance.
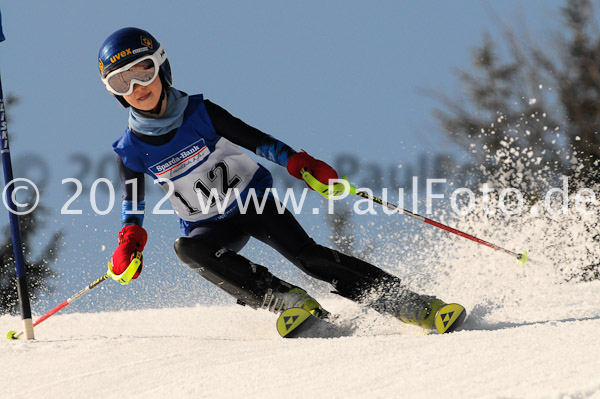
[0,9,35,339]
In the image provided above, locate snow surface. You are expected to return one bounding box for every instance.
[2,280,600,399]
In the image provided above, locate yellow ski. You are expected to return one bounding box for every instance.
[276,308,350,338]
[434,303,466,334]
[277,308,314,338]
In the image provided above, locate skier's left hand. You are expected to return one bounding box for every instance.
[286,151,338,187]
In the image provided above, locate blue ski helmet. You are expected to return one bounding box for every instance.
[98,27,172,107]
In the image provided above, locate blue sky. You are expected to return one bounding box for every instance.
[1,1,566,165]
[0,1,568,307]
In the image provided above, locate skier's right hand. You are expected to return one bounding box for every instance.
[108,224,148,284]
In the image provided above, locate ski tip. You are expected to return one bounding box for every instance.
[276,308,313,338]
[434,303,467,334]
[6,330,19,340]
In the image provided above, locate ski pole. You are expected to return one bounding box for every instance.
[6,274,110,340]
[6,253,142,340]
[301,169,528,264]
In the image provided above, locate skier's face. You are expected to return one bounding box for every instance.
[123,74,163,112]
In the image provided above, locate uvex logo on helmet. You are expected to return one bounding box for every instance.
[110,48,132,64]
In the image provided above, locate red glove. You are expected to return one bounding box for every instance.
[286,151,338,188]
[111,224,148,279]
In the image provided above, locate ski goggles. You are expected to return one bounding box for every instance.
[101,45,167,96]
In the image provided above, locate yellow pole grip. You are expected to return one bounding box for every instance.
[300,168,356,198]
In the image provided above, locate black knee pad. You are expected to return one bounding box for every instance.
[174,237,276,308]
[296,244,401,300]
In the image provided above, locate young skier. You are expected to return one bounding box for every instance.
[98,27,465,334]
